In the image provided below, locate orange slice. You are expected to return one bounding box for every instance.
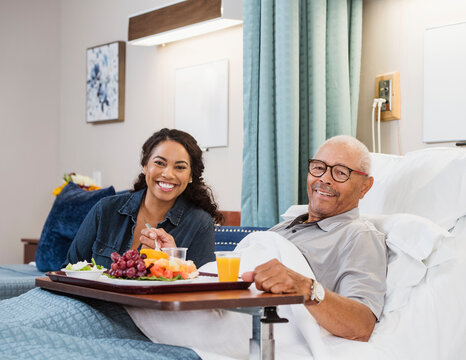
[140,248,169,260]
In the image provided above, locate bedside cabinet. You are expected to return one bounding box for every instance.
[21,238,39,264]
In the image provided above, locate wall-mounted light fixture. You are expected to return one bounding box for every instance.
[128,0,242,46]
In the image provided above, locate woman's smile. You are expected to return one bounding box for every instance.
[157,181,176,191]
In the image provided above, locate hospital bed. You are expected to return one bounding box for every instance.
[272,146,466,359]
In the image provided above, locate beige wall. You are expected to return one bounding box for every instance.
[1,0,243,264]
[358,0,466,155]
[0,0,60,264]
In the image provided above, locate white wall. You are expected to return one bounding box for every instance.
[0,0,243,264]
[358,0,466,155]
[0,0,60,264]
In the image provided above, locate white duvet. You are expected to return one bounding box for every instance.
[125,215,466,360]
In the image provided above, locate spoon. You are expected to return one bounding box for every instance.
[145,223,160,251]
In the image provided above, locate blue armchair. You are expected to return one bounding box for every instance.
[214,225,268,251]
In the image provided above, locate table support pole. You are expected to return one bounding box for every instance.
[249,314,275,360]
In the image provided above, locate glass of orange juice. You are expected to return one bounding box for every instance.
[215,251,241,282]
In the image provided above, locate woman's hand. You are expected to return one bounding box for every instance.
[140,227,177,250]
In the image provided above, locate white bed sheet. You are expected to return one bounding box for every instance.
[321,251,466,360]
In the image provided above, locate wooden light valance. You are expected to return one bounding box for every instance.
[128,0,242,46]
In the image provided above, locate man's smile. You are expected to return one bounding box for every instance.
[316,190,335,197]
[312,183,338,197]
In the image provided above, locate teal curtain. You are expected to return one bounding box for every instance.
[241,0,363,227]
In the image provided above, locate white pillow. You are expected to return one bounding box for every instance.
[451,215,466,257]
[359,152,403,215]
[360,148,466,230]
[363,213,456,313]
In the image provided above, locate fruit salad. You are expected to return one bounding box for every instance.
[106,249,198,281]
[146,257,198,280]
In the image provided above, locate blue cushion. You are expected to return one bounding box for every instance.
[35,182,115,272]
[214,226,268,252]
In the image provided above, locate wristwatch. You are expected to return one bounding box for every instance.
[310,280,325,304]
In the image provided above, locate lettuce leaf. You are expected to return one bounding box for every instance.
[103,273,182,281]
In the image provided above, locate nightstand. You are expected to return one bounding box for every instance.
[21,238,39,264]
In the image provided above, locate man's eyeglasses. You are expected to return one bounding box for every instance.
[308,159,368,183]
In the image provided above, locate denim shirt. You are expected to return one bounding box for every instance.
[65,189,215,269]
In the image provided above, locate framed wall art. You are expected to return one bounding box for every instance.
[86,41,125,123]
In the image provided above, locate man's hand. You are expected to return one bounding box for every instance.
[241,259,312,298]
[242,259,376,341]
[139,227,177,250]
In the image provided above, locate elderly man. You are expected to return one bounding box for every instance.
[242,134,386,342]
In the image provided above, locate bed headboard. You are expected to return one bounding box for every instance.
[219,211,241,226]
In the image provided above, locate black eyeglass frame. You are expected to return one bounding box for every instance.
[308,159,368,183]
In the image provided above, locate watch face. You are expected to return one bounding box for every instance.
[315,283,325,301]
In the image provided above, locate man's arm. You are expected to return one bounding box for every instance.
[305,286,376,341]
[242,259,376,342]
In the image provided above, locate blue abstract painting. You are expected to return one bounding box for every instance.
[86,42,123,122]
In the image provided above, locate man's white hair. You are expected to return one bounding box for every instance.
[317,135,371,174]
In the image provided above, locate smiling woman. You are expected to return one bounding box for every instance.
[65,129,223,270]
[141,140,193,215]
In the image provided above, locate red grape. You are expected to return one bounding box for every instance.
[117,259,127,269]
[108,249,148,278]
[126,267,137,278]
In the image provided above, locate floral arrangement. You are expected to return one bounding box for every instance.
[53,172,101,195]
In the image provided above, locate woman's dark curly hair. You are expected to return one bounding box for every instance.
[133,128,223,224]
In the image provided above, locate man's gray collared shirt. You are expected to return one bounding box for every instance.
[269,208,387,319]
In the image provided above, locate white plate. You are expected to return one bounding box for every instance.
[96,276,196,286]
[94,275,228,287]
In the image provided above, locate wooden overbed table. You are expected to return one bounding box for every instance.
[36,277,306,360]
